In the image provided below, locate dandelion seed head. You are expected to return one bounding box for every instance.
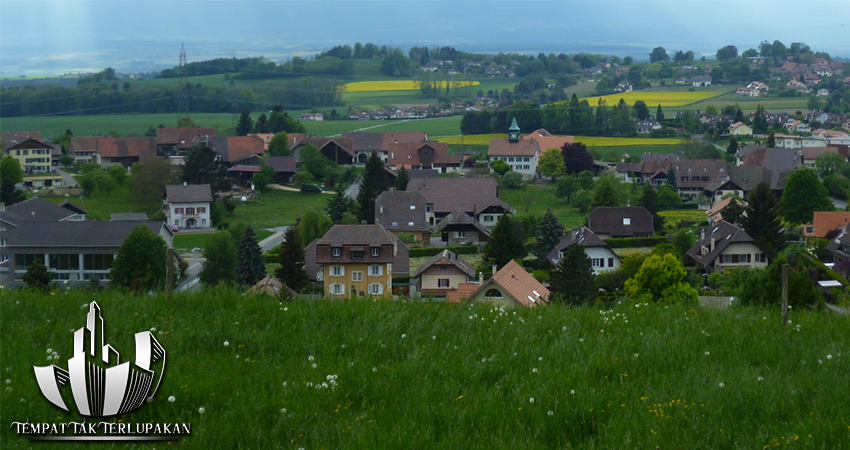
[532,368,538,373]
[168,396,175,402]
[827,354,833,360]
[282,381,287,387]
[46,348,53,354]
[308,355,315,361]
[570,390,575,395]
[198,407,205,414]
[311,363,317,369]
[529,397,534,403]
[372,367,378,372]
[633,353,639,358]
[4,379,10,384]
[705,351,710,356]
[281,408,287,414]
[223,341,229,347]
[547,410,554,416]
[757,377,764,382]
[401,334,406,339]
[718,383,725,388]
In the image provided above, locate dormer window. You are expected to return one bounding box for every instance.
[410,205,416,210]
[351,250,364,260]
[332,247,341,257]
[623,218,631,225]
[371,247,380,257]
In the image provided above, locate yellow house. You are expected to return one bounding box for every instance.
[6,138,54,174]
[316,225,409,299]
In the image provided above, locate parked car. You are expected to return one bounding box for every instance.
[300,183,322,193]
[171,224,179,232]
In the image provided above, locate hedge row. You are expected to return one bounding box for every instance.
[604,237,669,248]
[409,245,478,258]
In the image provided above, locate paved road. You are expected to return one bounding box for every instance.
[830,197,847,210]
[176,256,205,292]
[259,226,290,253]
[56,168,78,187]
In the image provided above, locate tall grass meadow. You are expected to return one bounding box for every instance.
[2,289,848,448]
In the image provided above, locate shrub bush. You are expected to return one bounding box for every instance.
[409,246,478,258]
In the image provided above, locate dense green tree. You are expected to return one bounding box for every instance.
[752,105,768,134]
[656,104,664,121]
[299,144,337,182]
[357,151,387,224]
[538,148,566,178]
[532,209,565,261]
[236,227,265,286]
[110,225,167,291]
[109,164,127,184]
[276,225,308,292]
[253,113,270,134]
[815,151,846,178]
[296,210,333,247]
[23,258,51,292]
[625,253,698,303]
[380,49,411,77]
[671,229,696,257]
[267,131,291,157]
[200,232,237,286]
[395,166,410,191]
[722,198,746,227]
[632,100,649,120]
[490,159,510,176]
[716,45,738,61]
[252,163,274,192]
[738,258,821,308]
[637,184,664,231]
[657,184,682,209]
[571,189,593,213]
[727,137,739,155]
[235,108,253,136]
[483,215,527,268]
[780,168,833,224]
[97,174,117,195]
[649,47,670,63]
[591,172,622,208]
[326,186,355,224]
[502,171,523,188]
[744,182,784,257]
[556,176,579,201]
[80,174,97,195]
[129,158,176,205]
[0,156,25,206]
[182,145,229,192]
[767,131,776,148]
[550,244,595,304]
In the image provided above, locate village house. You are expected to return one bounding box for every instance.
[96,137,157,168]
[804,211,850,239]
[692,76,712,87]
[487,118,540,179]
[292,136,356,165]
[264,156,297,185]
[615,153,681,185]
[433,211,491,246]
[374,190,431,245]
[729,122,753,136]
[546,226,620,275]
[314,225,409,299]
[164,183,212,230]
[67,136,101,164]
[342,131,427,165]
[587,207,654,239]
[412,250,478,299]
[5,138,54,174]
[686,221,769,272]
[300,113,324,121]
[386,141,462,174]
[156,127,216,156]
[635,120,662,135]
[467,260,550,308]
[673,159,729,199]
[407,177,515,228]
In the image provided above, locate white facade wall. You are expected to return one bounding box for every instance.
[168,201,211,229]
[489,155,538,179]
[552,246,619,275]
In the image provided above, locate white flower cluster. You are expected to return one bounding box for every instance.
[46,348,59,361]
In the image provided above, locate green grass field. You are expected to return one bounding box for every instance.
[40,182,159,220]
[305,116,463,138]
[228,188,329,228]
[2,290,848,449]
[0,113,237,140]
[499,184,586,228]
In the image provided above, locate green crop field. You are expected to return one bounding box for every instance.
[0,113,237,139]
[305,116,462,138]
[2,290,848,449]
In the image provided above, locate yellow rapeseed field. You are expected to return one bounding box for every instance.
[343,80,480,93]
[438,134,685,146]
[579,91,723,107]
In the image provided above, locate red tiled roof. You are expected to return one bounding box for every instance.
[810,211,850,238]
[97,137,157,160]
[474,260,550,308]
[530,135,575,152]
[447,283,480,303]
[157,127,216,149]
[488,136,539,157]
[387,141,461,168]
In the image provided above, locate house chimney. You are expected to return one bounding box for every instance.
[492,263,497,276]
[701,228,705,241]
[479,271,483,284]
[183,181,187,187]
[710,234,715,251]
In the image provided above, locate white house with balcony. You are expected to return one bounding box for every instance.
[164,184,212,230]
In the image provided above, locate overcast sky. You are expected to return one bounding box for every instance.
[2,0,849,75]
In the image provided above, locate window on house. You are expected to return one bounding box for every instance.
[484,215,493,222]
[350,251,364,259]
[623,218,631,225]
[331,265,344,276]
[592,258,603,267]
[392,222,398,226]
[352,271,363,281]
[201,219,206,225]
[608,258,614,267]
[175,208,184,214]
[426,205,433,213]
[0,238,6,247]
[0,225,5,231]
[49,254,79,270]
[408,221,414,226]
[371,247,380,257]
[0,254,8,263]
[186,208,195,215]
[410,205,416,210]
[329,283,345,295]
[438,279,450,287]
[484,289,502,298]
[681,177,687,181]
[370,284,383,295]
[369,265,383,276]
[332,248,341,257]
[198,207,206,213]
[508,157,515,162]
[456,231,466,238]
[83,254,113,271]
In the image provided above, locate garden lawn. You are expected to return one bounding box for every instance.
[3,290,848,449]
[227,189,328,228]
[498,184,585,228]
[40,182,159,220]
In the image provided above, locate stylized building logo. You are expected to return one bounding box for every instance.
[33,302,166,417]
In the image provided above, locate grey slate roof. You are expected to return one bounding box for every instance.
[265,156,296,173]
[1,197,78,224]
[317,224,397,246]
[545,225,608,263]
[165,184,213,203]
[374,191,428,231]
[686,220,763,267]
[6,221,169,248]
[110,213,149,221]
[408,177,516,216]
[587,207,654,237]
[433,210,491,236]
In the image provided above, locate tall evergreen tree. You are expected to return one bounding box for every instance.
[591,173,621,208]
[253,113,270,134]
[23,258,52,292]
[199,233,237,286]
[395,166,410,191]
[236,227,265,286]
[656,104,665,121]
[235,107,253,136]
[722,198,746,227]
[182,145,229,192]
[549,244,595,304]
[532,209,565,261]
[0,156,25,206]
[327,185,354,224]
[483,215,527,268]
[752,104,768,134]
[767,131,776,148]
[727,137,739,155]
[276,226,308,291]
[357,151,387,224]
[666,168,678,190]
[744,182,784,257]
[637,184,664,231]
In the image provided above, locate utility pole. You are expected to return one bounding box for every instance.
[177,43,189,123]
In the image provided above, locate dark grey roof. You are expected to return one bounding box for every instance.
[408,177,516,216]
[165,184,213,203]
[265,156,296,173]
[433,210,491,236]
[375,191,428,231]
[412,249,476,279]
[110,212,149,221]
[317,224,396,246]
[6,221,168,248]
[686,220,761,266]
[58,200,87,215]
[546,226,608,263]
[588,207,654,237]
[1,197,76,224]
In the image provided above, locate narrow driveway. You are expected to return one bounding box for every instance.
[56,168,78,187]
[259,226,290,253]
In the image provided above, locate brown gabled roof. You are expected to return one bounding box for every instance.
[801,147,838,161]
[545,225,608,263]
[412,249,476,279]
[317,224,397,246]
[97,137,157,160]
[265,156,296,173]
[529,135,575,152]
[387,141,461,168]
[473,260,550,308]
[157,127,216,149]
[408,177,516,216]
[165,184,213,203]
[1,131,42,148]
[588,207,654,237]
[248,275,298,298]
[6,138,53,150]
[433,210,492,236]
[672,159,729,189]
[203,136,265,163]
[686,220,763,267]
[447,283,480,303]
[342,131,427,152]
[810,211,850,238]
[293,136,355,159]
[487,136,540,157]
[69,136,102,153]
